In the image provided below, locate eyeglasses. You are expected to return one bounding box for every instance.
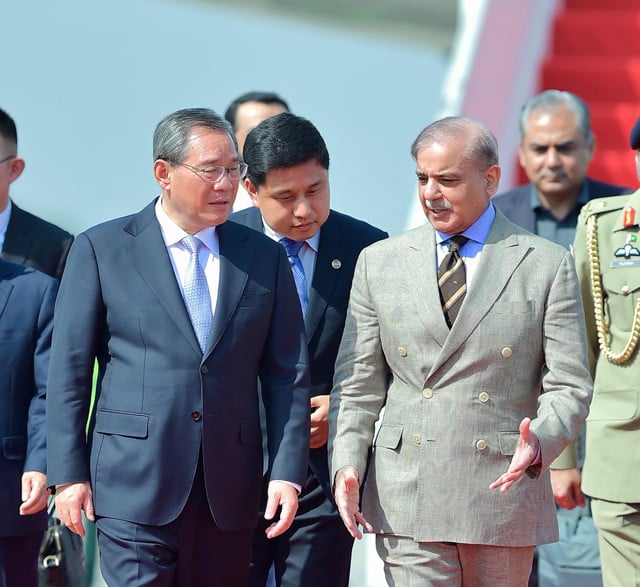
[177,162,248,183]
[0,155,15,165]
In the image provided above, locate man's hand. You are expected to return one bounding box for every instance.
[55,481,94,537]
[264,481,299,539]
[19,471,49,516]
[310,395,330,449]
[333,466,372,539]
[551,468,585,509]
[490,417,540,493]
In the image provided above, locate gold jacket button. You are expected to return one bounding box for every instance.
[398,346,408,357]
[478,391,489,403]
[413,434,421,444]
[501,347,512,358]
[423,388,434,399]
[621,284,630,296]
[476,439,487,451]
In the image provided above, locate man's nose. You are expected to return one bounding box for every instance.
[544,148,561,167]
[294,198,311,217]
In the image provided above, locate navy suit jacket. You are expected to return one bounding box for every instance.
[46,200,310,531]
[492,178,631,233]
[1,202,74,280]
[0,260,57,537]
[230,207,387,501]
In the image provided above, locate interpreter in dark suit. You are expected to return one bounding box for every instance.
[493,90,630,251]
[0,108,73,280]
[231,112,388,587]
[46,108,311,587]
[0,259,57,587]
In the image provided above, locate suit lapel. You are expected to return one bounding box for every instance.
[128,202,202,357]
[401,225,450,348]
[429,212,529,376]
[0,262,15,320]
[203,222,249,357]
[2,204,30,264]
[306,213,342,341]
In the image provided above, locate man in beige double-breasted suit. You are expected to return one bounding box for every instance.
[328,117,593,586]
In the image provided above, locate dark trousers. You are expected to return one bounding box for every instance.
[248,473,354,587]
[0,532,42,587]
[96,458,253,587]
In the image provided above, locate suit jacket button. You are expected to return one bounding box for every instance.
[501,347,512,358]
[191,411,202,422]
[412,433,421,444]
[398,346,408,357]
[621,284,630,295]
[476,439,487,451]
[422,388,434,399]
[201,365,209,374]
[478,391,489,403]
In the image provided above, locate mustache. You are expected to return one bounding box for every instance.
[424,198,453,211]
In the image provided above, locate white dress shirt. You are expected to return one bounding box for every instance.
[0,198,12,252]
[154,198,220,317]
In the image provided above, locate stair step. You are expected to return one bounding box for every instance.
[565,0,640,10]
[587,150,638,190]
[541,57,640,101]
[552,11,640,56]
[590,103,639,149]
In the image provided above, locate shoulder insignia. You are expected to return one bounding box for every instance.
[580,196,627,221]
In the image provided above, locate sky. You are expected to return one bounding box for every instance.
[3,0,448,236]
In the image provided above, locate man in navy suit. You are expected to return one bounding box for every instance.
[493,90,630,251]
[0,259,57,587]
[0,108,73,280]
[231,112,387,587]
[46,108,310,586]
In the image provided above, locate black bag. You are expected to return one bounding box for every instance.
[38,500,87,587]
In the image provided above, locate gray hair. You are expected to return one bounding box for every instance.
[153,108,237,163]
[410,116,499,171]
[518,90,593,147]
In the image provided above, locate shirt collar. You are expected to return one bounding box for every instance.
[154,197,218,254]
[529,181,589,211]
[0,198,11,236]
[261,217,320,253]
[436,203,495,246]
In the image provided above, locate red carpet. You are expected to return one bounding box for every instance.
[520,0,640,188]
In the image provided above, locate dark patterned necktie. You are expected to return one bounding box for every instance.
[438,235,469,328]
[279,237,308,315]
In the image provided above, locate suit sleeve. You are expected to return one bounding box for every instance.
[328,248,390,483]
[259,245,311,486]
[24,276,58,473]
[532,250,593,471]
[47,233,105,487]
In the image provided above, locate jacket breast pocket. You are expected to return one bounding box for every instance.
[237,291,271,308]
[2,435,27,460]
[493,301,534,315]
[94,410,149,438]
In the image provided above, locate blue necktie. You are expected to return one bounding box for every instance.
[280,237,308,315]
[180,235,213,351]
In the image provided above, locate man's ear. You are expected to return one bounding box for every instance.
[8,157,25,184]
[244,178,260,207]
[154,159,171,190]
[484,164,502,196]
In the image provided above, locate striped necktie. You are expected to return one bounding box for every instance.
[438,235,469,328]
[279,237,308,315]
